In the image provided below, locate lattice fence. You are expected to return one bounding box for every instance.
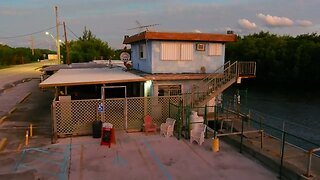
[52,96,181,137]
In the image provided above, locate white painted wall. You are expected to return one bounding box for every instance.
[151,41,225,74]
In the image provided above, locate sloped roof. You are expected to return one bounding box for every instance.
[123,31,237,44]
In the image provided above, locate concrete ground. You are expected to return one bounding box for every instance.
[0,62,317,180]
[9,132,277,180]
[0,62,278,180]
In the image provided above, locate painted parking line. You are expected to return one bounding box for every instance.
[143,138,173,180]
[112,150,128,166]
[14,145,70,180]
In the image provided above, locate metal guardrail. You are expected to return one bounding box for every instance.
[174,102,320,179]
[185,61,256,108]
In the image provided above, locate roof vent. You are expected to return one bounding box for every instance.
[227,30,234,34]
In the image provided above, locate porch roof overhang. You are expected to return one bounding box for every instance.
[39,68,146,88]
[143,73,222,81]
[123,31,237,44]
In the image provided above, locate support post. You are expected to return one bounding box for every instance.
[279,131,286,179]
[306,150,313,178]
[63,21,70,64]
[55,6,61,64]
[240,116,244,153]
[204,105,208,138]
[177,100,182,140]
[260,130,264,149]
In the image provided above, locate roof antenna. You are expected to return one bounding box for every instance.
[127,20,159,33]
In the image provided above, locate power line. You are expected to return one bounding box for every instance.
[66,25,79,39]
[0,25,57,39]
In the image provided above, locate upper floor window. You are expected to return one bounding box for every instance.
[161,42,193,61]
[139,43,146,59]
[208,43,222,56]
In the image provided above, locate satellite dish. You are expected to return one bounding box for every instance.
[120,52,130,61]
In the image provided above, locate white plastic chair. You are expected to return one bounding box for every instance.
[190,124,206,145]
[160,118,176,137]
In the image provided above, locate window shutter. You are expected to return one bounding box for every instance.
[180,43,193,60]
[208,43,222,56]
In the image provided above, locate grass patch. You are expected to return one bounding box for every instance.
[0,65,11,69]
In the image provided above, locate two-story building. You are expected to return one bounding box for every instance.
[123,31,237,106]
[40,30,255,136]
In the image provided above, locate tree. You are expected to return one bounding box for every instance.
[226,31,320,87]
[64,27,114,63]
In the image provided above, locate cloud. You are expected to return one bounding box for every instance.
[296,20,313,27]
[238,19,257,30]
[193,29,202,33]
[257,13,294,27]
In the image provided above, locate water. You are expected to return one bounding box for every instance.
[224,85,320,151]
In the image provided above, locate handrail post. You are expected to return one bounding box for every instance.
[240,116,244,153]
[279,131,286,179]
[305,147,320,178]
[236,61,239,76]
[306,150,313,177]
[204,105,208,138]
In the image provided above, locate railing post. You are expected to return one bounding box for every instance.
[169,100,171,118]
[177,100,183,140]
[260,130,264,149]
[214,105,217,138]
[186,106,190,139]
[306,150,313,178]
[204,105,208,138]
[240,116,244,153]
[260,117,264,149]
[304,148,320,178]
[51,102,58,144]
[279,131,286,179]
[236,61,239,76]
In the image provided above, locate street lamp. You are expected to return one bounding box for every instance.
[45,31,61,64]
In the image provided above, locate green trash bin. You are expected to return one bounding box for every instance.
[92,120,102,138]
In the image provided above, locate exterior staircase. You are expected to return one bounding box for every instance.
[186,61,256,107]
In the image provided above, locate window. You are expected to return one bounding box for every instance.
[180,43,193,60]
[158,85,181,96]
[208,43,222,56]
[161,42,193,61]
[139,43,146,59]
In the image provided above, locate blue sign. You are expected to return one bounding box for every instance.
[98,103,104,113]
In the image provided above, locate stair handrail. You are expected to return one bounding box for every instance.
[185,61,256,107]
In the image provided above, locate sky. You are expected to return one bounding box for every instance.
[0,0,319,49]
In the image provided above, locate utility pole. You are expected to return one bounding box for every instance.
[63,22,70,65]
[55,6,61,64]
[30,36,35,55]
